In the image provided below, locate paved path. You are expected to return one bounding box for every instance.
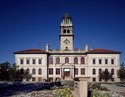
[101,83,125,93]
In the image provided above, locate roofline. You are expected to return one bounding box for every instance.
[14,52,49,54]
[87,52,121,54]
[49,53,87,55]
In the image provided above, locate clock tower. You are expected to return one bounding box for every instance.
[60,13,74,51]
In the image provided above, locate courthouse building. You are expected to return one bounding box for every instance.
[14,14,121,82]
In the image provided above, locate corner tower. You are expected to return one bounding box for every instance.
[60,13,74,50]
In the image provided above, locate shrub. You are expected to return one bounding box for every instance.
[52,88,73,97]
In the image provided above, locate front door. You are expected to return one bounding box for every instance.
[64,68,70,78]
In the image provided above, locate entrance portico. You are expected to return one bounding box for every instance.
[61,63,74,80]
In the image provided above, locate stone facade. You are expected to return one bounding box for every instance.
[14,14,121,82]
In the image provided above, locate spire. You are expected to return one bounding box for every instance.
[61,13,73,26]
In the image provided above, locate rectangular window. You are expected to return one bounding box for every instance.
[111,59,114,64]
[39,59,42,64]
[111,78,114,81]
[49,68,53,75]
[33,59,36,64]
[26,59,30,64]
[56,68,60,75]
[81,68,85,75]
[105,59,108,64]
[99,78,102,82]
[20,59,24,64]
[75,68,78,75]
[26,78,29,81]
[32,77,35,81]
[93,59,96,64]
[93,78,96,82]
[99,59,102,64]
[38,77,42,82]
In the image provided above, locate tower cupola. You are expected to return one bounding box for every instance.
[61,13,73,27]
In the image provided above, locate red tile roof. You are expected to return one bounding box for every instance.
[14,49,47,54]
[87,48,121,54]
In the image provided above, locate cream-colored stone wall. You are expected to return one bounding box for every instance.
[15,54,48,81]
[15,53,120,82]
[60,36,73,50]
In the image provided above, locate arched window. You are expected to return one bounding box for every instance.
[26,68,30,74]
[111,69,114,75]
[56,57,60,64]
[67,29,70,33]
[20,68,24,74]
[81,57,85,64]
[99,69,102,74]
[65,57,69,63]
[38,68,42,75]
[93,69,96,75]
[74,57,78,64]
[63,29,66,33]
[49,57,53,64]
[32,68,36,75]
[105,69,108,72]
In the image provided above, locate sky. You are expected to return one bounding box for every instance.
[0,0,125,64]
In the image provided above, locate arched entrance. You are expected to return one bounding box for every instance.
[61,63,74,80]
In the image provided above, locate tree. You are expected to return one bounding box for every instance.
[117,63,125,81]
[0,61,10,81]
[12,67,32,81]
[0,62,32,81]
[99,69,113,82]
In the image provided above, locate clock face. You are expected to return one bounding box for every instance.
[64,39,70,44]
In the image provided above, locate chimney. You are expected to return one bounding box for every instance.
[84,44,88,51]
[46,43,49,52]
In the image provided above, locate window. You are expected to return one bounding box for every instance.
[105,69,108,72]
[56,68,60,75]
[81,57,85,64]
[111,59,114,64]
[39,59,42,64]
[81,68,85,75]
[49,57,53,64]
[93,78,96,81]
[63,29,66,33]
[49,68,53,75]
[111,78,114,81]
[38,77,42,81]
[93,59,96,64]
[20,59,24,64]
[99,69,102,74]
[26,78,29,81]
[111,69,114,75]
[74,57,78,64]
[99,78,102,82]
[105,59,108,64]
[32,68,36,75]
[20,68,24,74]
[32,77,35,81]
[99,59,102,64]
[93,69,96,75]
[65,57,69,63]
[75,68,78,75]
[38,68,42,75]
[56,57,60,64]
[26,59,30,64]
[67,29,70,33]
[32,59,36,64]
[26,68,30,74]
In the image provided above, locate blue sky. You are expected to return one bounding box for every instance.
[0,0,125,64]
